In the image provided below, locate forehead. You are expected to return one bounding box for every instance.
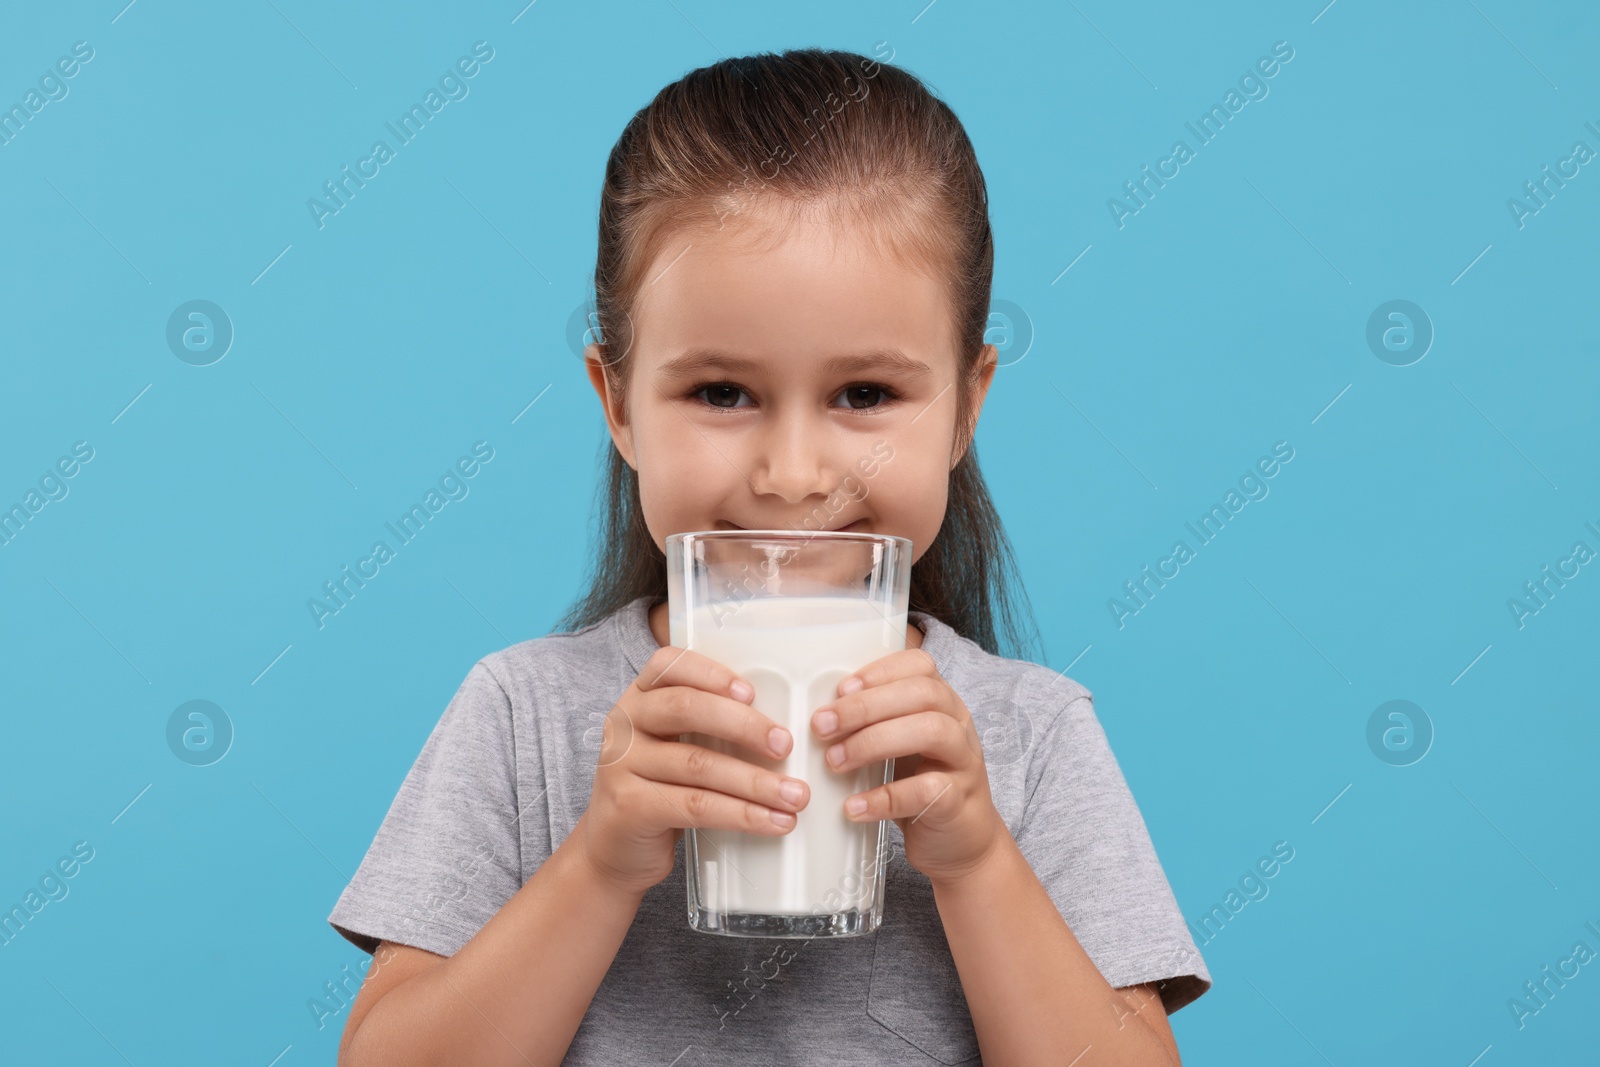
[629,203,958,376]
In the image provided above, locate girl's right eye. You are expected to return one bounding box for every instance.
[691,382,752,409]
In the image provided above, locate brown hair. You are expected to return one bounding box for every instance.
[556,47,1042,662]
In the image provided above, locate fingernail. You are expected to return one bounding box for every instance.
[838,677,863,696]
[731,680,754,702]
[770,810,796,828]
[779,779,805,805]
[814,710,838,736]
[769,726,791,756]
[846,796,868,815]
[827,743,845,768]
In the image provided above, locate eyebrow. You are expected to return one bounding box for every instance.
[656,348,934,382]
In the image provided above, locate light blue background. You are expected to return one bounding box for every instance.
[2,1,1596,1064]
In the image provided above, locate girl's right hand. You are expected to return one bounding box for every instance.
[576,646,811,896]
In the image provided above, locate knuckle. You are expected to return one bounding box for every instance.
[685,788,714,820]
[646,646,694,687]
[643,647,675,680]
[744,799,773,831]
[684,744,716,779]
[610,776,639,815]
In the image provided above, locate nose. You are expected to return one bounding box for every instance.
[748,405,840,505]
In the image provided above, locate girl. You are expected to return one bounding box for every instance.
[328,48,1209,1066]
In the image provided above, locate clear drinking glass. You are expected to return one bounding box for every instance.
[665,529,913,938]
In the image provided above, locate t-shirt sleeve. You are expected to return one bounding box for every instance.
[327,658,526,958]
[1012,684,1212,1013]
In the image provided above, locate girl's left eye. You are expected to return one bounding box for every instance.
[833,384,900,410]
[687,382,901,411]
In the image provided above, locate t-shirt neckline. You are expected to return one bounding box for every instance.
[614,595,960,680]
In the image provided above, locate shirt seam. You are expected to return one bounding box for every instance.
[1018,689,1094,827]
[473,655,525,883]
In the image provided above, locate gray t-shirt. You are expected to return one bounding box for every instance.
[328,595,1210,1063]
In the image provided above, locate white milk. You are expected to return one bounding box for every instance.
[672,595,906,916]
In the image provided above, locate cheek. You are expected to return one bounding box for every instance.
[907,426,956,546]
[907,481,950,560]
[632,416,731,530]
[637,452,696,516]
[865,444,949,557]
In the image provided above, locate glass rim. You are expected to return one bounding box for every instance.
[665,528,911,552]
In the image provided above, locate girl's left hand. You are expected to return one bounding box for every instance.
[810,648,1007,886]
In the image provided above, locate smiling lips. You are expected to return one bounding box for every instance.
[719,518,865,533]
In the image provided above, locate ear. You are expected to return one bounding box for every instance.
[952,344,999,468]
[584,344,637,469]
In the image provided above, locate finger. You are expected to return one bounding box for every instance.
[822,710,969,774]
[844,769,959,825]
[636,645,757,704]
[634,776,799,835]
[632,685,793,762]
[631,736,810,813]
[832,647,940,699]
[812,673,953,743]
[629,646,792,759]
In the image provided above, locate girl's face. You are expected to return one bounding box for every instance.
[585,205,997,566]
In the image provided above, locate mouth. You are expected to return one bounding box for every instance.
[716,518,867,533]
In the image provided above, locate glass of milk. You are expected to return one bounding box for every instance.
[665,529,913,938]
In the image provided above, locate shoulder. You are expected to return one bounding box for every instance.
[920,614,1095,726]
[452,609,636,776]
[472,610,627,697]
[916,615,1100,794]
